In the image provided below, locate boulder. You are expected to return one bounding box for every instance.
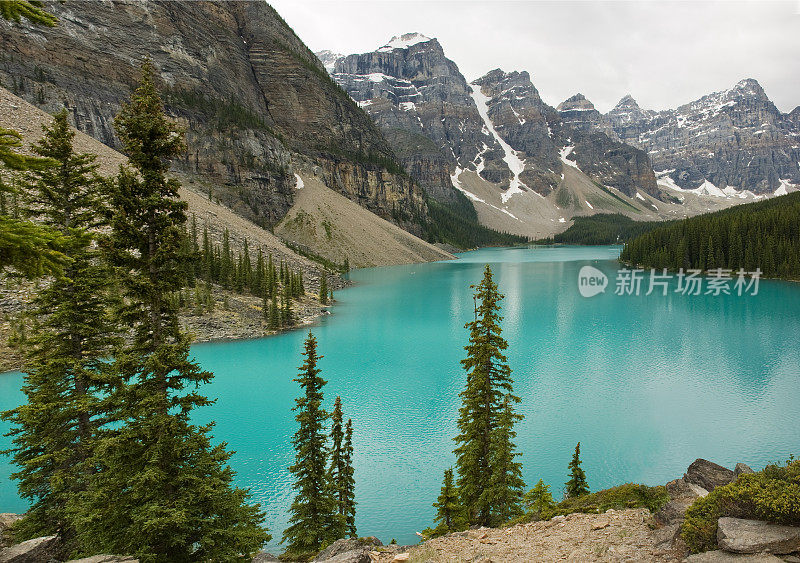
[734,463,755,479]
[685,459,735,492]
[313,537,382,563]
[67,557,138,563]
[251,552,280,562]
[0,535,59,563]
[685,551,784,561]
[666,478,695,499]
[655,498,695,526]
[652,523,681,550]
[717,517,800,554]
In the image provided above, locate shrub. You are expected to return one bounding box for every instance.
[682,458,800,553]
[507,483,669,527]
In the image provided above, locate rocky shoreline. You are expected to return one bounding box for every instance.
[0,276,349,375]
[3,458,798,562]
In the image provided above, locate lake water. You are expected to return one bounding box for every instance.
[1,246,799,549]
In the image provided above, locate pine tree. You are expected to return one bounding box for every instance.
[487,396,525,524]
[453,264,522,527]
[342,418,357,537]
[319,271,328,305]
[268,298,281,331]
[283,333,338,557]
[432,468,465,535]
[565,442,589,498]
[77,60,269,560]
[523,479,555,519]
[0,126,65,277]
[1,110,118,546]
[327,397,347,539]
[328,397,357,538]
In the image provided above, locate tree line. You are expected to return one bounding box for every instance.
[621,192,800,279]
[538,213,672,246]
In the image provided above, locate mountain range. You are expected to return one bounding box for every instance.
[318,33,800,237]
[1,1,797,258]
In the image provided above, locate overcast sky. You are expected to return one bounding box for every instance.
[270,0,800,114]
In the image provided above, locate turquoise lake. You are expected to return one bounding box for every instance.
[1,245,799,549]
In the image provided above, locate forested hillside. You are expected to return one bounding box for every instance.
[620,193,800,278]
[542,214,673,246]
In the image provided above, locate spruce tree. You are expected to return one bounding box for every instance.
[523,479,555,519]
[453,264,522,527]
[77,61,268,560]
[342,418,357,537]
[432,468,465,535]
[0,126,65,277]
[319,271,328,305]
[487,397,525,524]
[328,397,357,538]
[283,333,338,557]
[327,397,347,539]
[1,110,118,545]
[565,442,589,498]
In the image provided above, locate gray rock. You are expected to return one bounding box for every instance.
[667,478,697,499]
[685,550,784,561]
[316,551,372,563]
[656,498,695,526]
[652,523,681,549]
[251,552,280,562]
[67,557,138,563]
[735,463,756,478]
[0,535,59,563]
[717,517,800,554]
[313,537,382,562]
[685,459,735,492]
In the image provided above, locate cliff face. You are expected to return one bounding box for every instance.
[605,80,800,194]
[325,37,660,204]
[0,1,425,230]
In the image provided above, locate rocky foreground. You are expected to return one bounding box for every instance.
[3,460,799,562]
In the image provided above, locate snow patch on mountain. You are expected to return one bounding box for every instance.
[469,84,528,203]
[377,33,431,52]
[450,167,520,220]
[559,145,581,171]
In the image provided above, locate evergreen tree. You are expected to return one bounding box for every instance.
[487,397,525,523]
[432,468,466,534]
[327,397,357,538]
[523,479,555,519]
[565,442,589,498]
[77,61,268,560]
[1,110,118,546]
[342,418,356,537]
[283,333,338,557]
[319,271,328,305]
[0,126,65,277]
[326,397,347,539]
[453,265,522,527]
[268,298,281,331]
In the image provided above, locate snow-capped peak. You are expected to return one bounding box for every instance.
[377,33,432,52]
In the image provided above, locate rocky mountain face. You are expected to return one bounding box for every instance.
[321,36,660,207]
[0,1,426,233]
[604,79,800,194]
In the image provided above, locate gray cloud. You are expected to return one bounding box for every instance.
[270,0,800,113]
